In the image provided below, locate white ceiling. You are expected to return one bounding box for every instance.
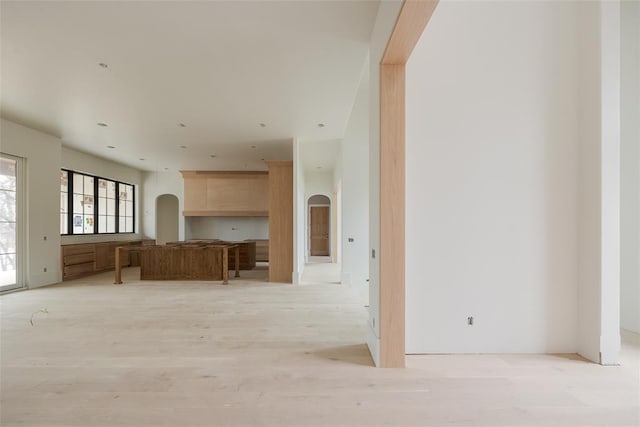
[0,0,379,172]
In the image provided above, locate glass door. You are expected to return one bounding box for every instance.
[0,154,21,292]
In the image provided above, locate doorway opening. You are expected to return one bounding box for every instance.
[302,194,339,284]
[308,194,331,260]
[156,194,179,245]
[0,154,23,292]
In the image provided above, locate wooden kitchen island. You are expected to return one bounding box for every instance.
[114,241,240,285]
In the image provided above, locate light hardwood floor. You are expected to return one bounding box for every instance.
[1,268,638,426]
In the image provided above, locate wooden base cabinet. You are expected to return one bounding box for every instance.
[62,240,154,280]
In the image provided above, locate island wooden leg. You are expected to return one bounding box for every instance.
[222,247,229,284]
[114,247,123,284]
[234,246,240,278]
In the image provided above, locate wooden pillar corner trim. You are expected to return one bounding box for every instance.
[379,64,406,368]
[377,0,439,368]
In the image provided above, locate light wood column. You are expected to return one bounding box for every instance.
[266,160,293,283]
[377,0,440,368]
[379,64,406,368]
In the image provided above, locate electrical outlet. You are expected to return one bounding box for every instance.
[467,316,474,326]
[372,318,375,328]
[371,249,375,259]
[43,267,47,272]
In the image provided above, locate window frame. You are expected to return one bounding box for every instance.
[60,169,136,236]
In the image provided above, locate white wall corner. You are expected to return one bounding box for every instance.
[598,0,621,366]
[341,271,352,286]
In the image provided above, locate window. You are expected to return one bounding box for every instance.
[60,169,135,235]
[98,179,116,233]
[119,183,134,233]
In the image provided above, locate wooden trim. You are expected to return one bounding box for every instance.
[264,160,294,166]
[382,0,439,65]
[380,64,406,368]
[377,0,439,368]
[180,170,268,178]
[182,210,269,217]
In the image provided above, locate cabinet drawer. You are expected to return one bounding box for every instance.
[64,262,95,277]
[62,244,95,257]
[63,252,95,266]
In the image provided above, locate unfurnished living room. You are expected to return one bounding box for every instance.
[1,1,639,426]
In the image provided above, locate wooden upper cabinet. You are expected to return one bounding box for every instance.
[181,171,269,216]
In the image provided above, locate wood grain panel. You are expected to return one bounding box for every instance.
[62,240,144,280]
[63,252,95,266]
[380,64,406,368]
[181,171,269,216]
[184,177,207,211]
[227,241,256,270]
[382,0,439,65]
[252,239,269,262]
[266,161,293,283]
[139,245,225,282]
[182,210,269,217]
[310,206,330,256]
[61,244,94,256]
[376,0,440,368]
[63,262,95,277]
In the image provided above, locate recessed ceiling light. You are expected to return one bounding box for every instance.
[178,123,186,128]
[179,145,187,149]
[106,145,116,149]
[98,63,108,68]
[317,123,325,128]
[259,123,266,128]
[97,122,108,127]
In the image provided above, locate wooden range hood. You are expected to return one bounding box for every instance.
[180,170,269,217]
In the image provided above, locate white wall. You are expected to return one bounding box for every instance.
[576,0,621,365]
[620,0,640,334]
[366,0,403,367]
[406,1,581,354]
[339,64,370,295]
[304,170,333,200]
[1,119,62,287]
[142,170,185,242]
[61,146,143,244]
[405,0,620,363]
[597,0,621,366]
[186,217,268,241]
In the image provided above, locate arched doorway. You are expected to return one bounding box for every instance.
[308,194,331,258]
[156,194,179,245]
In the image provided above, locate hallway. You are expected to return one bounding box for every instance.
[301,257,341,285]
